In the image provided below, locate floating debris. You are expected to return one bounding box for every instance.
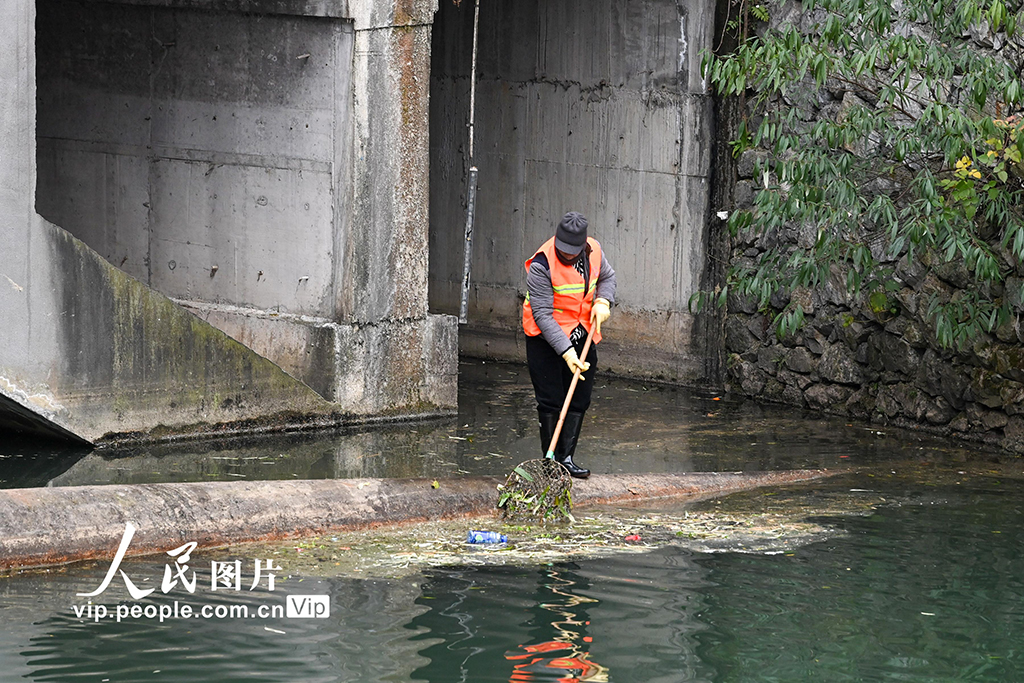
[219,496,858,580]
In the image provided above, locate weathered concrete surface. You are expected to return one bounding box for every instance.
[37,1,347,318]
[47,226,342,441]
[572,470,832,507]
[180,300,457,412]
[33,0,456,413]
[0,469,830,570]
[2,0,456,443]
[428,0,718,384]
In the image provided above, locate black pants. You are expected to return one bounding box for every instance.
[526,334,598,414]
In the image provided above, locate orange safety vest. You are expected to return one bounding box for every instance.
[522,236,603,344]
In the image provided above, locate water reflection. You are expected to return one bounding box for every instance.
[2,473,1024,681]
[46,422,473,487]
[2,551,712,683]
[408,565,605,682]
[502,569,608,682]
[3,360,997,488]
[0,436,90,488]
[408,552,710,683]
[692,478,1024,680]
[6,560,431,683]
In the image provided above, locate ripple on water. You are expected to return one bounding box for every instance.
[2,477,1024,682]
[6,564,432,682]
[693,483,1024,682]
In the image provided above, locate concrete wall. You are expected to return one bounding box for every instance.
[37,1,348,318]
[34,0,456,414]
[0,0,66,438]
[428,0,718,383]
[0,0,332,443]
[0,0,456,444]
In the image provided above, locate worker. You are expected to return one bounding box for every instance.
[522,211,616,479]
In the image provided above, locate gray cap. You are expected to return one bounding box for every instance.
[554,212,588,256]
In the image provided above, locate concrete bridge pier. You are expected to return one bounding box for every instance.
[1,0,457,445]
[3,0,722,445]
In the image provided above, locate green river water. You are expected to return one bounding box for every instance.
[0,361,1022,681]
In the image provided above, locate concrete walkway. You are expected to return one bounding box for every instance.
[0,470,831,570]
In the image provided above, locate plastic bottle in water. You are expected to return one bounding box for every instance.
[467,530,507,544]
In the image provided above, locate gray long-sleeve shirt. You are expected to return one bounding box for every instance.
[527,245,616,355]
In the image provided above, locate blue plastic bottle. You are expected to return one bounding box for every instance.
[467,530,508,544]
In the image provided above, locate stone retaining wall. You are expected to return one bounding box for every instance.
[723,3,1024,455]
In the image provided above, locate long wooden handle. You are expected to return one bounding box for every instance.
[545,324,597,459]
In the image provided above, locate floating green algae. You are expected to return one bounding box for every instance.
[218,485,885,581]
[211,463,1016,583]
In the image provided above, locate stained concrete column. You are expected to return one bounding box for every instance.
[346,0,435,323]
[0,0,67,436]
[335,0,457,412]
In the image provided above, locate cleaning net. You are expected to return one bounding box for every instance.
[497,458,574,522]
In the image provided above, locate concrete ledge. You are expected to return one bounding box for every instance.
[0,470,832,571]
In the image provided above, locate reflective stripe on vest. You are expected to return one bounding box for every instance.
[522,236,603,345]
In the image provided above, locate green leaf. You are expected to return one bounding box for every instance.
[513,466,534,482]
[704,0,1023,351]
[687,291,704,313]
